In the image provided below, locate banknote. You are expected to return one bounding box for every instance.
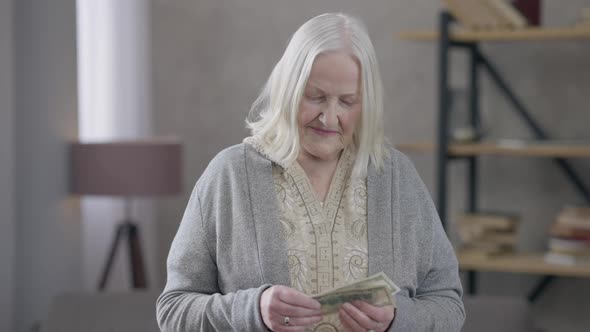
[312,272,400,315]
[335,272,400,294]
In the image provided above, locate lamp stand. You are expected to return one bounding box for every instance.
[98,199,147,290]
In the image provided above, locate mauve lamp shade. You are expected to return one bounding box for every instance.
[69,140,182,196]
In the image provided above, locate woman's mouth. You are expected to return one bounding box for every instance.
[310,127,339,136]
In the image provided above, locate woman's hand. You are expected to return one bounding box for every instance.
[339,301,395,332]
[260,285,323,331]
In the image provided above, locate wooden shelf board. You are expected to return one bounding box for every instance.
[458,251,590,277]
[396,141,590,158]
[398,26,590,42]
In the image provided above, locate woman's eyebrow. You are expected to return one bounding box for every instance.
[306,83,324,93]
[306,83,358,96]
[341,93,358,98]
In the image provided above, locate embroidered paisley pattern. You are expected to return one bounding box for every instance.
[271,148,368,332]
[343,248,369,280]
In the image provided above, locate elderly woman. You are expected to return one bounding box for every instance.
[157,13,464,332]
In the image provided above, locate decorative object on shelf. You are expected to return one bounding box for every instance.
[449,88,484,143]
[451,127,480,143]
[69,139,183,290]
[443,0,527,30]
[545,206,590,266]
[457,212,520,258]
[512,0,541,26]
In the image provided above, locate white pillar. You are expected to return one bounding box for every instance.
[76,0,156,290]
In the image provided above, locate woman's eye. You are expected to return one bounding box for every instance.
[340,98,357,107]
[307,95,325,102]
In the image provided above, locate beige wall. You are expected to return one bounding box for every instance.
[151,1,590,331]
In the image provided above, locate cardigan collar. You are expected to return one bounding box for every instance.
[242,142,396,286]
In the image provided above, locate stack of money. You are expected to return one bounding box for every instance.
[312,272,400,315]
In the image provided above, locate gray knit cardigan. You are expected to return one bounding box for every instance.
[156,143,465,331]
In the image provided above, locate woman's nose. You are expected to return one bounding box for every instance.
[319,101,339,127]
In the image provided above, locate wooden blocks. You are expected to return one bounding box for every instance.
[443,0,528,30]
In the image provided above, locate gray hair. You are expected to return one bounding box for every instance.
[246,13,387,177]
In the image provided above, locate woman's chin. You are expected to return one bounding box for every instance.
[300,145,344,162]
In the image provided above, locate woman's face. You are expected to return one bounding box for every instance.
[297,51,362,163]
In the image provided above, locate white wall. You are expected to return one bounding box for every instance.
[0,0,15,330]
[14,1,82,331]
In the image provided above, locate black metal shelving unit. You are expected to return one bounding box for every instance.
[435,11,590,302]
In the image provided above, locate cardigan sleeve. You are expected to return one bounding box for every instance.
[389,152,465,331]
[156,184,271,332]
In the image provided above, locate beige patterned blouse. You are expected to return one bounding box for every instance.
[272,148,369,332]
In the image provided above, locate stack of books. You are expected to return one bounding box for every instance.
[544,206,590,266]
[443,0,528,30]
[457,212,520,258]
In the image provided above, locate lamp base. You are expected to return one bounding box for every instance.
[98,220,147,290]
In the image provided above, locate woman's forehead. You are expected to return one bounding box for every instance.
[306,52,360,94]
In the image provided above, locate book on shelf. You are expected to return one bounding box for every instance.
[482,0,527,29]
[479,232,517,245]
[582,8,590,23]
[579,8,590,26]
[443,0,481,29]
[462,241,513,252]
[458,226,517,244]
[555,206,590,229]
[544,205,590,266]
[457,212,519,257]
[544,252,590,267]
[467,0,501,29]
[442,0,528,30]
[548,237,590,255]
[457,212,520,231]
[512,0,541,26]
[549,223,590,239]
[459,247,513,260]
[444,0,502,29]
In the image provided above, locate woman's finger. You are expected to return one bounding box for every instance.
[276,286,321,310]
[340,302,379,331]
[270,301,322,317]
[275,314,323,328]
[339,305,366,332]
[261,286,325,331]
[351,301,394,325]
[268,286,322,317]
[268,312,322,332]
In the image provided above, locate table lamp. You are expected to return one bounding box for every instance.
[69,139,182,290]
